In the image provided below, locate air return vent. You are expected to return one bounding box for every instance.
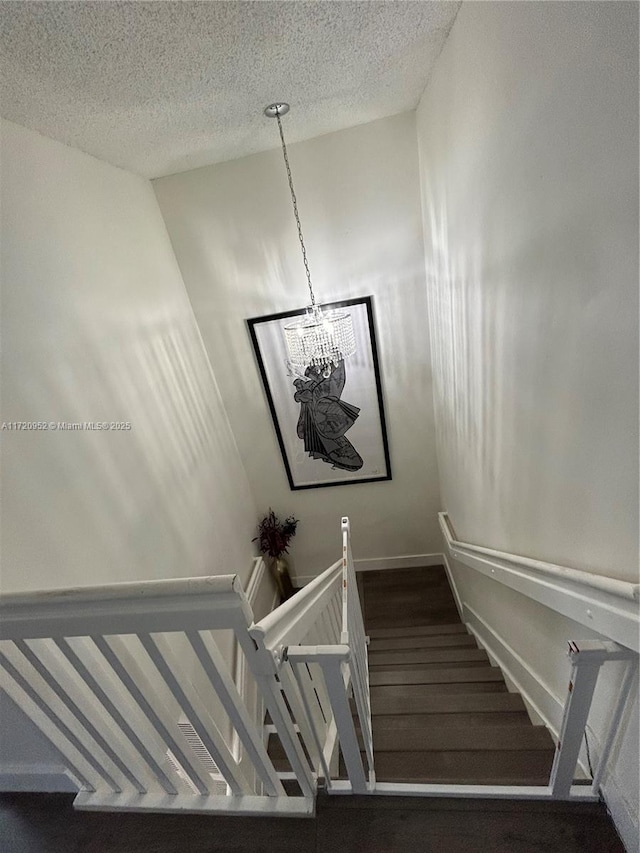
[177,719,227,793]
[164,719,228,795]
[165,749,201,795]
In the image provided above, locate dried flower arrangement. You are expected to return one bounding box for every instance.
[253,509,299,559]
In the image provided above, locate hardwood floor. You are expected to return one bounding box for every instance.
[0,792,625,852]
[318,794,625,853]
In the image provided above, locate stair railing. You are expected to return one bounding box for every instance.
[244,556,344,797]
[425,511,639,803]
[0,516,373,813]
[339,516,375,787]
[0,574,304,814]
[247,515,374,794]
[550,640,636,799]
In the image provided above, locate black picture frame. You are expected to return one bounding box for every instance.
[247,296,392,490]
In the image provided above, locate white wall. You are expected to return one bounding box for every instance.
[0,119,258,770]
[1,119,257,593]
[417,0,638,582]
[154,112,442,579]
[416,3,638,847]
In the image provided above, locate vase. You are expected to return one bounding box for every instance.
[271,556,295,603]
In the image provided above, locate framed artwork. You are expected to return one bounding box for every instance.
[247,296,391,490]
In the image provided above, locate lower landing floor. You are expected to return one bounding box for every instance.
[0,791,625,852]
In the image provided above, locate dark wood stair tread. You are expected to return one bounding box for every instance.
[366,611,461,630]
[319,791,609,815]
[366,589,452,607]
[370,659,492,673]
[365,579,452,596]
[371,684,509,703]
[361,750,555,785]
[370,666,505,687]
[362,711,531,728]
[361,567,447,583]
[366,589,458,611]
[366,609,460,626]
[368,634,477,651]
[369,648,489,667]
[370,724,555,752]
[369,691,524,716]
[365,584,456,595]
[368,624,467,639]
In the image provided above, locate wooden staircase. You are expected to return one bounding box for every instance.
[268,565,557,787]
[359,566,556,785]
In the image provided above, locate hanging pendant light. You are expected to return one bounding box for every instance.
[265,102,356,378]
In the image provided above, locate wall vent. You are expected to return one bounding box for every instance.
[165,749,201,795]
[175,719,228,794]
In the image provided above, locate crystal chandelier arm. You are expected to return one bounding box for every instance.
[274,108,316,308]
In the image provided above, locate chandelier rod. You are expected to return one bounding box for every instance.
[273,107,316,308]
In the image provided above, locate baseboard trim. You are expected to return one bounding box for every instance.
[442,553,464,621]
[601,767,639,853]
[463,602,565,739]
[0,763,78,792]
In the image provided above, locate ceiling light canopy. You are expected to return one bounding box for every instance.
[265,102,356,378]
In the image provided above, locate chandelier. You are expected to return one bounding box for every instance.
[265,102,356,378]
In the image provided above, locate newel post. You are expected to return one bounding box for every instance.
[550,640,634,798]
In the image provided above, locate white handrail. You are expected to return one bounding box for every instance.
[440,512,639,602]
[0,574,256,641]
[249,559,342,652]
[0,573,244,606]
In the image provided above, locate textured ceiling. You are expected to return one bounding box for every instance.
[0,1,460,178]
